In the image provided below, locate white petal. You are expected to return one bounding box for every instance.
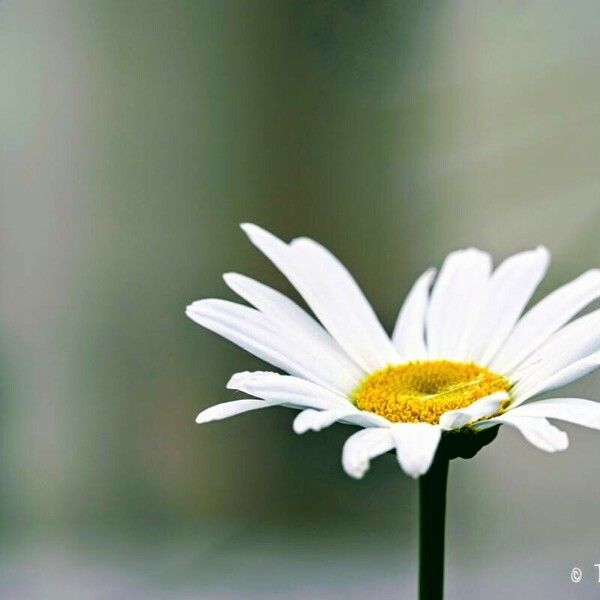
[438,391,509,430]
[513,351,600,403]
[491,269,600,374]
[197,371,358,426]
[392,268,436,360]
[342,427,395,479]
[241,223,400,372]
[510,309,600,405]
[474,414,568,453]
[463,247,549,365]
[223,272,339,346]
[390,423,442,478]
[338,411,392,428]
[196,398,278,424]
[293,408,360,434]
[227,371,351,410]
[504,397,600,430]
[426,248,492,360]
[223,273,364,382]
[186,299,359,394]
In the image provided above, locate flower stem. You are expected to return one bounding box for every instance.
[418,454,449,600]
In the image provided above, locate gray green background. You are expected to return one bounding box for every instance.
[1,1,600,598]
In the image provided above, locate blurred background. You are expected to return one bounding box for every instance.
[1,1,600,598]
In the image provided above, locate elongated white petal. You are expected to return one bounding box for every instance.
[464,247,549,365]
[227,371,351,410]
[224,272,321,333]
[392,268,436,360]
[513,351,600,403]
[474,415,568,452]
[390,423,442,478]
[504,397,600,430]
[293,408,361,434]
[338,411,392,428]
[198,370,361,426]
[510,309,600,405]
[223,273,364,381]
[289,236,400,367]
[241,224,399,372]
[426,248,492,360]
[342,427,395,479]
[438,391,509,431]
[492,269,600,374]
[186,299,359,394]
[196,398,278,424]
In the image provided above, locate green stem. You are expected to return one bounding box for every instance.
[418,455,449,600]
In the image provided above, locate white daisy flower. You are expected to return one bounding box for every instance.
[187,224,600,479]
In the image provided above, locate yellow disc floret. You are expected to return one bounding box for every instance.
[352,360,511,424]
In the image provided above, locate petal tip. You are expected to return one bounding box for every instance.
[226,371,251,389]
[536,245,551,262]
[185,303,200,319]
[240,222,263,238]
[292,421,307,435]
[186,298,208,312]
[343,461,367,480]
[195,411,211,424]
[556,432,569,452]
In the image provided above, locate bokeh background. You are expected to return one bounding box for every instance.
[2,1,600,598]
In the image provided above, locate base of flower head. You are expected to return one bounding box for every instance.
[437,426,500,460]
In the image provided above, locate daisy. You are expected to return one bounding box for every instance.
[187,224,600,479]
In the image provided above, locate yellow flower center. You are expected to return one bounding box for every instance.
[352,360,511,424]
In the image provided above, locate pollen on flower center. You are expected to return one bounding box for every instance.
[352,360,511,424]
